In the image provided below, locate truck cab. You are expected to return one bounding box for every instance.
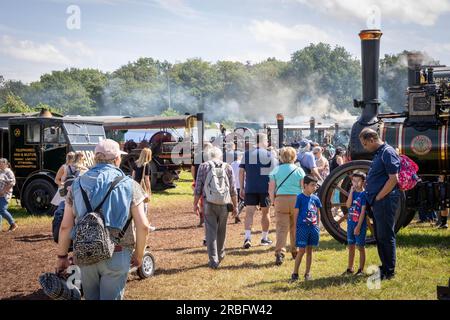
[5,113,105,215]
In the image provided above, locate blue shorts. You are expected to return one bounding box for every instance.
[296,224,320,248]
[347,221,367,247]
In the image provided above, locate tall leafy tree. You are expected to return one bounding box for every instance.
[288,43,361,112]
[171,58,219,113]
[102,58,167,116]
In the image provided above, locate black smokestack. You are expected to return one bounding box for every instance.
[277,113,284,148]
[349,29,383,161]
[407,52,424,87]
[359,29,382,124]
[309,117,315,142]
[195,112,204,164]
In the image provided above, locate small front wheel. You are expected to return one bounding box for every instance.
[137,251,156,279]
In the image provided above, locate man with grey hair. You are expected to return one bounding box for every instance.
[194,146,238,269]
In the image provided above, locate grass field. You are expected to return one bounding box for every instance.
[2,171,449,300]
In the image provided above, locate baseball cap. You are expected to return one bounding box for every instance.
[95,139,127,160]
[299,139,310,149]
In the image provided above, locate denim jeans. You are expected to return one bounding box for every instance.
[80,248,132,300]
[372,189,400,276]
[52,201,65,243]
[0,197,15,228]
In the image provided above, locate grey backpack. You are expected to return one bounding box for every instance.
[204,161,231,205]
[73,176,131,266]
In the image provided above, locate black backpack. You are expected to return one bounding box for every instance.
[59,166,80,197]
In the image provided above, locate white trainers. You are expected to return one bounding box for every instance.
[149,225,156,232]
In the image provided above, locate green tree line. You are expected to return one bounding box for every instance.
[0,44,425,120]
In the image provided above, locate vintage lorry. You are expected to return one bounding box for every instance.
[0,109,105,215]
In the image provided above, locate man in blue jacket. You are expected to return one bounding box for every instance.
[359,128,400,280]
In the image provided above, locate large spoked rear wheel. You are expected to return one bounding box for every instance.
[318,160,405,245]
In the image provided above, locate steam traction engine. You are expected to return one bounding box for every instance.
[319,29,450,244]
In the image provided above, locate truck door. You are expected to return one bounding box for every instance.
[42,124,67,173]
[9,123,40,179]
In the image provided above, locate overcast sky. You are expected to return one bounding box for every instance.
[1,0,450,83]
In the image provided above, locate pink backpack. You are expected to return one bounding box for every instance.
[398,154,420,191]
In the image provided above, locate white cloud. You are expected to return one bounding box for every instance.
[59,37,95,58]
[0,35,95,66]
[0,35,71,65]
[296,0,450,26]
[421,42,450,63]
[248,20,335,58]
[48,0,198,17]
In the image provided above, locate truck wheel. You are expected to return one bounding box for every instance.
[23,179,57,216]
[137,251,156,279]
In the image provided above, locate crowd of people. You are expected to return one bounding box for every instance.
[0,128,447,300]
[192,133,353,280]
[192,129,446,284]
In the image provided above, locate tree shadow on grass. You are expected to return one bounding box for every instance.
[219,261,274,271]
[156,263,208,276]
[156,261,274,275]
[246,275,367,292]
[155,225,200,232]
[188,246,271,256]
[152,246,196,253]
[14,234,53,243]
[315,238,348,252]
[396,232,450,248]
[225,248,272,256]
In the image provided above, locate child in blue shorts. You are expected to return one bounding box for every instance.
[343,171,367,276]
[291,175,322,282]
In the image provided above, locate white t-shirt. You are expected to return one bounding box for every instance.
[231,160,241,190]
